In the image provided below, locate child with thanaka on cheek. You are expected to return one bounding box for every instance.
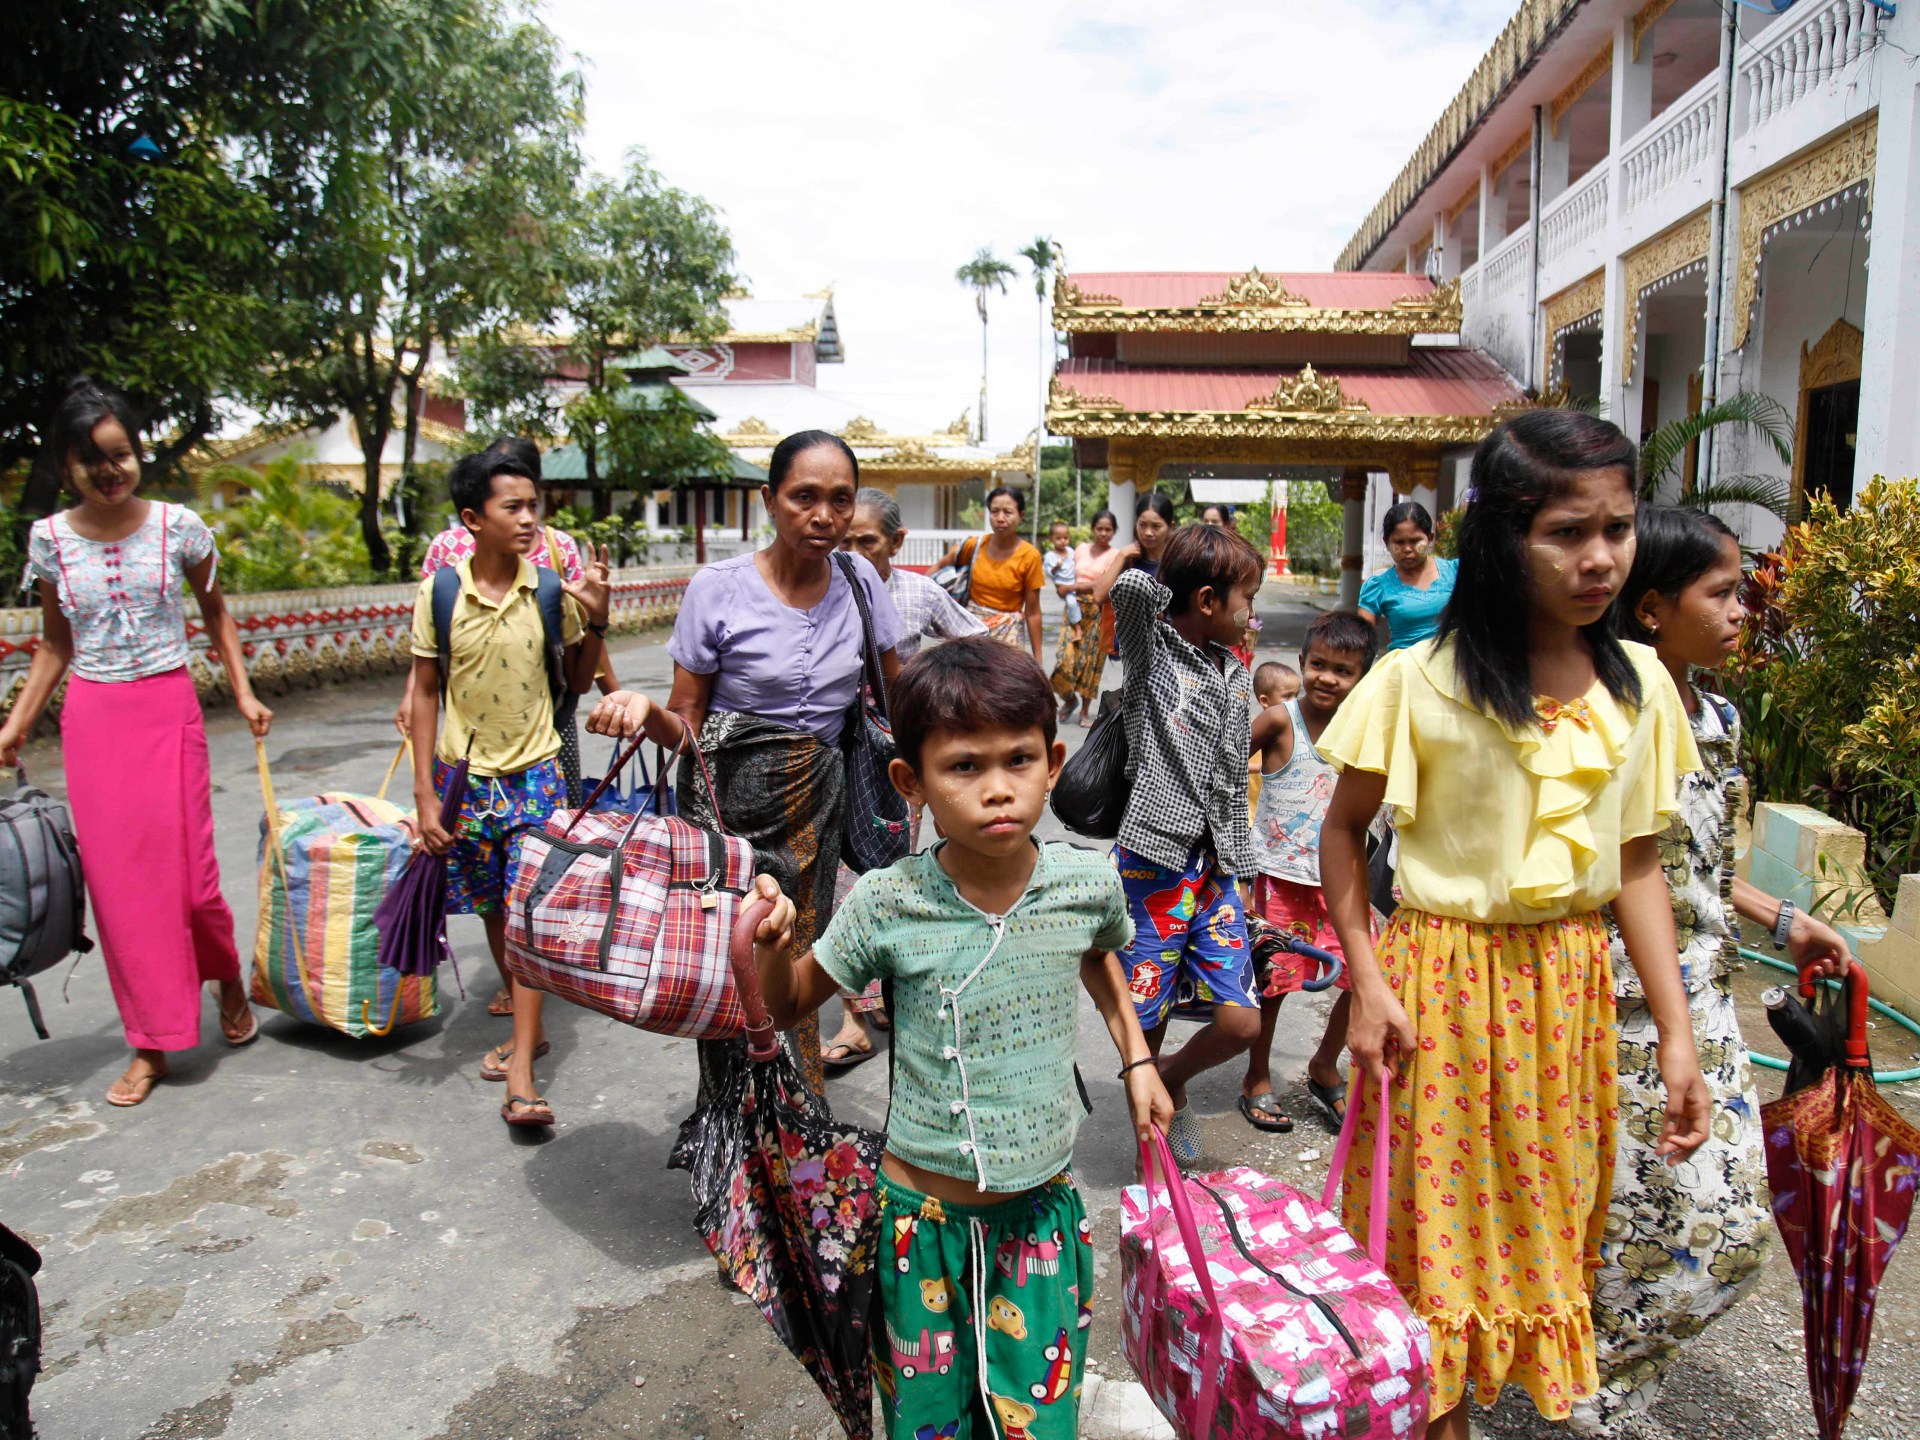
[746,637,1172,1440]
[1315,411,1711,1440]
[1568,505,1852,1436]
[1246,661,1300,819]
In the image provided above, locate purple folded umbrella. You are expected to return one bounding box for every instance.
[364,755,470,1035]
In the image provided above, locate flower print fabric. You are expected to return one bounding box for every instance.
[29,503,216,683]
[1574,691,1772,1435]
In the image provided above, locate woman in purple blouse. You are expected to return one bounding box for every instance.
[584,430,902,1091]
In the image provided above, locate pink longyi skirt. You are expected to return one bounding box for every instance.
[63,668,239,1050]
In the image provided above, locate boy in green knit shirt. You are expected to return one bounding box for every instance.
[748,636,1171,1440]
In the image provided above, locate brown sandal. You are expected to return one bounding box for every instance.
[218,993,259,1047]
[480,1041,551,1082]
[107,1067,167,1108]
[486,988,515,1017]
[501,1094,554,1127]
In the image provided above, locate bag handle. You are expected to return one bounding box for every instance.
[1321,1070,1393,1269]
[726,897,779,1061]
[832,552,891,723]
[375,739,412,805]
[569,720,723,841]
[1136,1126,1222,1435]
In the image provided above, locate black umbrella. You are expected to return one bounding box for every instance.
[364,751,471,1035]
[671,899,886,1438]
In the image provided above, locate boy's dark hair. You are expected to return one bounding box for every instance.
[1617,503,1739,644]
[1438,409,1643,727]
[890,636,1057,771]
[449,448,537,524]
[1252,660,1298,696]
[768,430,859,492]
[482,434,542,484]
[1302,610,1378,672]
[1160,522,1264,615]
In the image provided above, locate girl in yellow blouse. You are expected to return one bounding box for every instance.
[1315,411,1712,1440]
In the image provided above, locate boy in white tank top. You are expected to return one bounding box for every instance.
[1239,611,1377,1134]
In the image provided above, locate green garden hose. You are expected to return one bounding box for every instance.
[1741,946,1920,1084]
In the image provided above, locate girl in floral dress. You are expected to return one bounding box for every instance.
[1315,411,1711,1439]
[1570,505,1853,1434]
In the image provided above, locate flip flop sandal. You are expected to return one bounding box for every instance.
[480,1041,552,1082]
[1165,1107,1204,1167]
[1237,1092,1294,1134]
[107,1071,165,1108]
[220,1006,260,1047]
[822,1041,877,1072]
[501,1094,554,1127]
[487,989,516,1017]
[1306,1076,1349,1131]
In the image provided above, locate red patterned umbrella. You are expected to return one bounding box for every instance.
[1762,960,1920,1440]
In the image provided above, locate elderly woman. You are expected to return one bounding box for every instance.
[932,485,1044,660]
[842,487,984,660]
[585,431,902,1093]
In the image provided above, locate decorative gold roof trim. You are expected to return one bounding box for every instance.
[1733,119,1877,352]
[1049,377,1123,412]
[1047,403,1497,448]
[1633,0,1681,60]
[188,418,313,468]
[1336,0,1581,271]
[1053,285,1463,335]
[1621,209,1712,382]
[1491,127,1533,182]
[1491,384,1575,417]
[1053,275,1123,308]
[1543,270,1606,342]
[1197,268,1310,307]
[1246,365,1371,414]
[732,416,775,436]
[839,416,885,442]
[712,324,819,345]
[944,413,971,439]
[1550,46,1614,138]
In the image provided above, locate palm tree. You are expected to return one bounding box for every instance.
[1017,237,1062,538]
[955,247,1017,443]
[1638,390,1794,520]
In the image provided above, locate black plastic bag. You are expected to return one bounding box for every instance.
[1052,689,1129,839]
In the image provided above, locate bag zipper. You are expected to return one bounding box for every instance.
[1185,1177,1362,1359]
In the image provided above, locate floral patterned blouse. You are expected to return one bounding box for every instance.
[28,503,216,684]
[1610,686,1739,998]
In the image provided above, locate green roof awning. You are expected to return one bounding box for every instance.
[540,445,765,486]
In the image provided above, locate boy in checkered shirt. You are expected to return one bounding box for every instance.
[1100,522,1266,1165]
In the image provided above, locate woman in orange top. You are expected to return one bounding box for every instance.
[933,485,1044,661]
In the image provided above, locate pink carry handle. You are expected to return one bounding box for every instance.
[1321,1071,1392,1270]
[1138,1126,1223,1438]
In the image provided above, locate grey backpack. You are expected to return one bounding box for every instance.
[0,771,92,1039]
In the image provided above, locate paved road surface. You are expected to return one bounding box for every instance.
[3,582,1916,1439]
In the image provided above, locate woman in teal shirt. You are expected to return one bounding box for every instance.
[1357,501,1457,651]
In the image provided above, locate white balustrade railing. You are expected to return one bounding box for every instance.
[1460,229,1534,380]
[1478,228,1534,306]
[1621,74,1719,219]
[1739,0,1882,132]
[1539,166,1610,270]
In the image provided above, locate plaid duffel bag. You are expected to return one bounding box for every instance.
[503,735,756,1038]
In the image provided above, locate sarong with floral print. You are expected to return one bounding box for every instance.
[1574,691,1772,1436]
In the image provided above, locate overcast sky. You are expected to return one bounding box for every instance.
[543,0,1516,446]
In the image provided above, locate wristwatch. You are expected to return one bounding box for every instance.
[1772,899,1796,950]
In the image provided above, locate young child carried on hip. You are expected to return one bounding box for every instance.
[1238,612,1377,1135]
[748,636,1172,1440]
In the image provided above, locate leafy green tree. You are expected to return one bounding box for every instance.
[258,0,584,572]
[955,247,1016,443]
[197,455,375,592]
[456,152,736,513]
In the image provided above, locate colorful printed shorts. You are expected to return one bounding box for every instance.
[1249,875,1355,996]
[435,757,564,915]
[1113,844,1255,1029]
[875,1172,1093,1440]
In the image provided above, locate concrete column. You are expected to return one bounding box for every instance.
[1107,442,1139,545]
[1857,70,1920,490]
[1610,15,1652,150]
[1480,162,1507,254]
[1339,466,1369,610]
[1540,118,1572,204]
[1603,16,1642,423]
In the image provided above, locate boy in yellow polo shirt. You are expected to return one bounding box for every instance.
[408,448,610,1129]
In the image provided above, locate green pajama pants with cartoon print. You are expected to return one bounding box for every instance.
[874,1173,1093,1440]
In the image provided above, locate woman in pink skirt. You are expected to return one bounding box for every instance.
[0,380,274,1107]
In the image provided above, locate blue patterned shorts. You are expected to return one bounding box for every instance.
[1113,844,1255,1029]
[435,758,564,915]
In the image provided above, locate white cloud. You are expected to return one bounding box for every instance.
[541,0,1517,445]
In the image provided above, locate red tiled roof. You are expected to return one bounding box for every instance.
[1055,349,1523,417]
[1063,271,1438,311]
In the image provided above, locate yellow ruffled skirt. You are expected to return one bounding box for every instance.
[1342,907,1618,1419]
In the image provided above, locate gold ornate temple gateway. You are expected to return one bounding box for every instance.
[1047,268,1526,603]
